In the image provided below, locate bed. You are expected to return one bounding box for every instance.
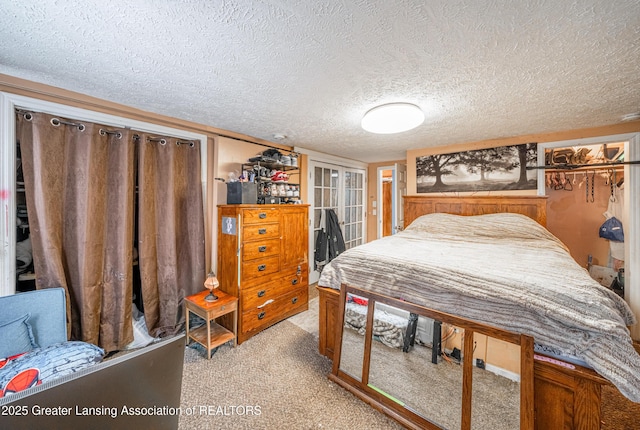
[316,195,639,430]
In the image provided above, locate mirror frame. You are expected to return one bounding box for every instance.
[330,284,534,430]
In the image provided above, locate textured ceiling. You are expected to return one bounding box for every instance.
[1,0,639,162]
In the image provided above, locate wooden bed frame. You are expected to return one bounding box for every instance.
[317,195,609,430]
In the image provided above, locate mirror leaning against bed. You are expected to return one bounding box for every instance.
[334,288,528,430]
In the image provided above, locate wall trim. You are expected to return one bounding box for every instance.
[294,146,368,169]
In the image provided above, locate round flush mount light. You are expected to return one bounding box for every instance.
[361,102,425,134]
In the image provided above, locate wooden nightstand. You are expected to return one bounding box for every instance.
[185,289,238,359]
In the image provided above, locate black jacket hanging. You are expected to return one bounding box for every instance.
[326,209,346,260]
[315,209,346,272]
[314,228,328,271]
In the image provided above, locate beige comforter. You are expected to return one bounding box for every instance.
[318,212,640,402]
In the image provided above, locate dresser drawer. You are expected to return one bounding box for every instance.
[241,287,308,333]
[242,278,284,311]
[243,223,280,242]
[242,238,280,261]
[280,265,308,289]
[242,208,279,225]
[241,255,279,282]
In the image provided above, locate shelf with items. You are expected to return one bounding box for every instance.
[256,181,301,204]
[240,161,301,204]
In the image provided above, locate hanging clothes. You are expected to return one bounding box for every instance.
[326,209,346,260]
[314,210,328,271]
[603,183,625,267]
[314,209,346,272]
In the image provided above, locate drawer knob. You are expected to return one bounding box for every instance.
[258,264,266,271]
[297,265,301,275]
[258,228,267,234]
[258,311,265,320]
[259,213,267,219]
[258,246,267,252]
[292,297,298,304]
[257,290,266,297]
[291,278,298,285]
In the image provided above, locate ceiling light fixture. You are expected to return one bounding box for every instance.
[361,102,425,134]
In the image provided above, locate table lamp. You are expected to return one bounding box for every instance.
[204,271,220,302]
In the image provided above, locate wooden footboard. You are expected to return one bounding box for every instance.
[317,286,608,430]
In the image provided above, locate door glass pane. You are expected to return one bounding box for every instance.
[331,170,338,188]
[324,169,330,187]
[315,167,323,186]
[343,168,365,250]
[314,188,322,207]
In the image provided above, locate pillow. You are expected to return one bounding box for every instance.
[0,341,104,398]
[0,314,38,358]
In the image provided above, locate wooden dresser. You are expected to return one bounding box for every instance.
[217,204,309,343]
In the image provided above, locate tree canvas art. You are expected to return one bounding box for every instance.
[416,143,537,193]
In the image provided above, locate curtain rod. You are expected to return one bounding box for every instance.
[214,131,296,154]
[527,160,640,170]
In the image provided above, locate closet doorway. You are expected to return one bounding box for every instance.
[308,161,366,284]
[376,163,407,239]
[0,92,209,351]
[538,132,640,340]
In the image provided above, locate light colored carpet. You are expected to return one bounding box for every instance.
[287,297,319,338]
[179,320,402,430]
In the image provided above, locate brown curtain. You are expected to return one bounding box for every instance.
[137,134,206,337]
[17,111,135,352]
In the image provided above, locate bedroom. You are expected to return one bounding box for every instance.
[1,1,640,429]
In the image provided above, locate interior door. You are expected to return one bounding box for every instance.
[343,168,365,250]
[394,163,407,232]
[309,162,366,283]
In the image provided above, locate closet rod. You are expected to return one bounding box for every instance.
[527,160,640,170]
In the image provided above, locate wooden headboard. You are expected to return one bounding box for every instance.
[404,195,547,227]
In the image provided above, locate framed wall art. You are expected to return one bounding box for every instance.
[416,143,537,193]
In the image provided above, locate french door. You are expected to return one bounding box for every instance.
[309,162,366,283]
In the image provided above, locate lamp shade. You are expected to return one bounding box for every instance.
[361,103,424,134]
